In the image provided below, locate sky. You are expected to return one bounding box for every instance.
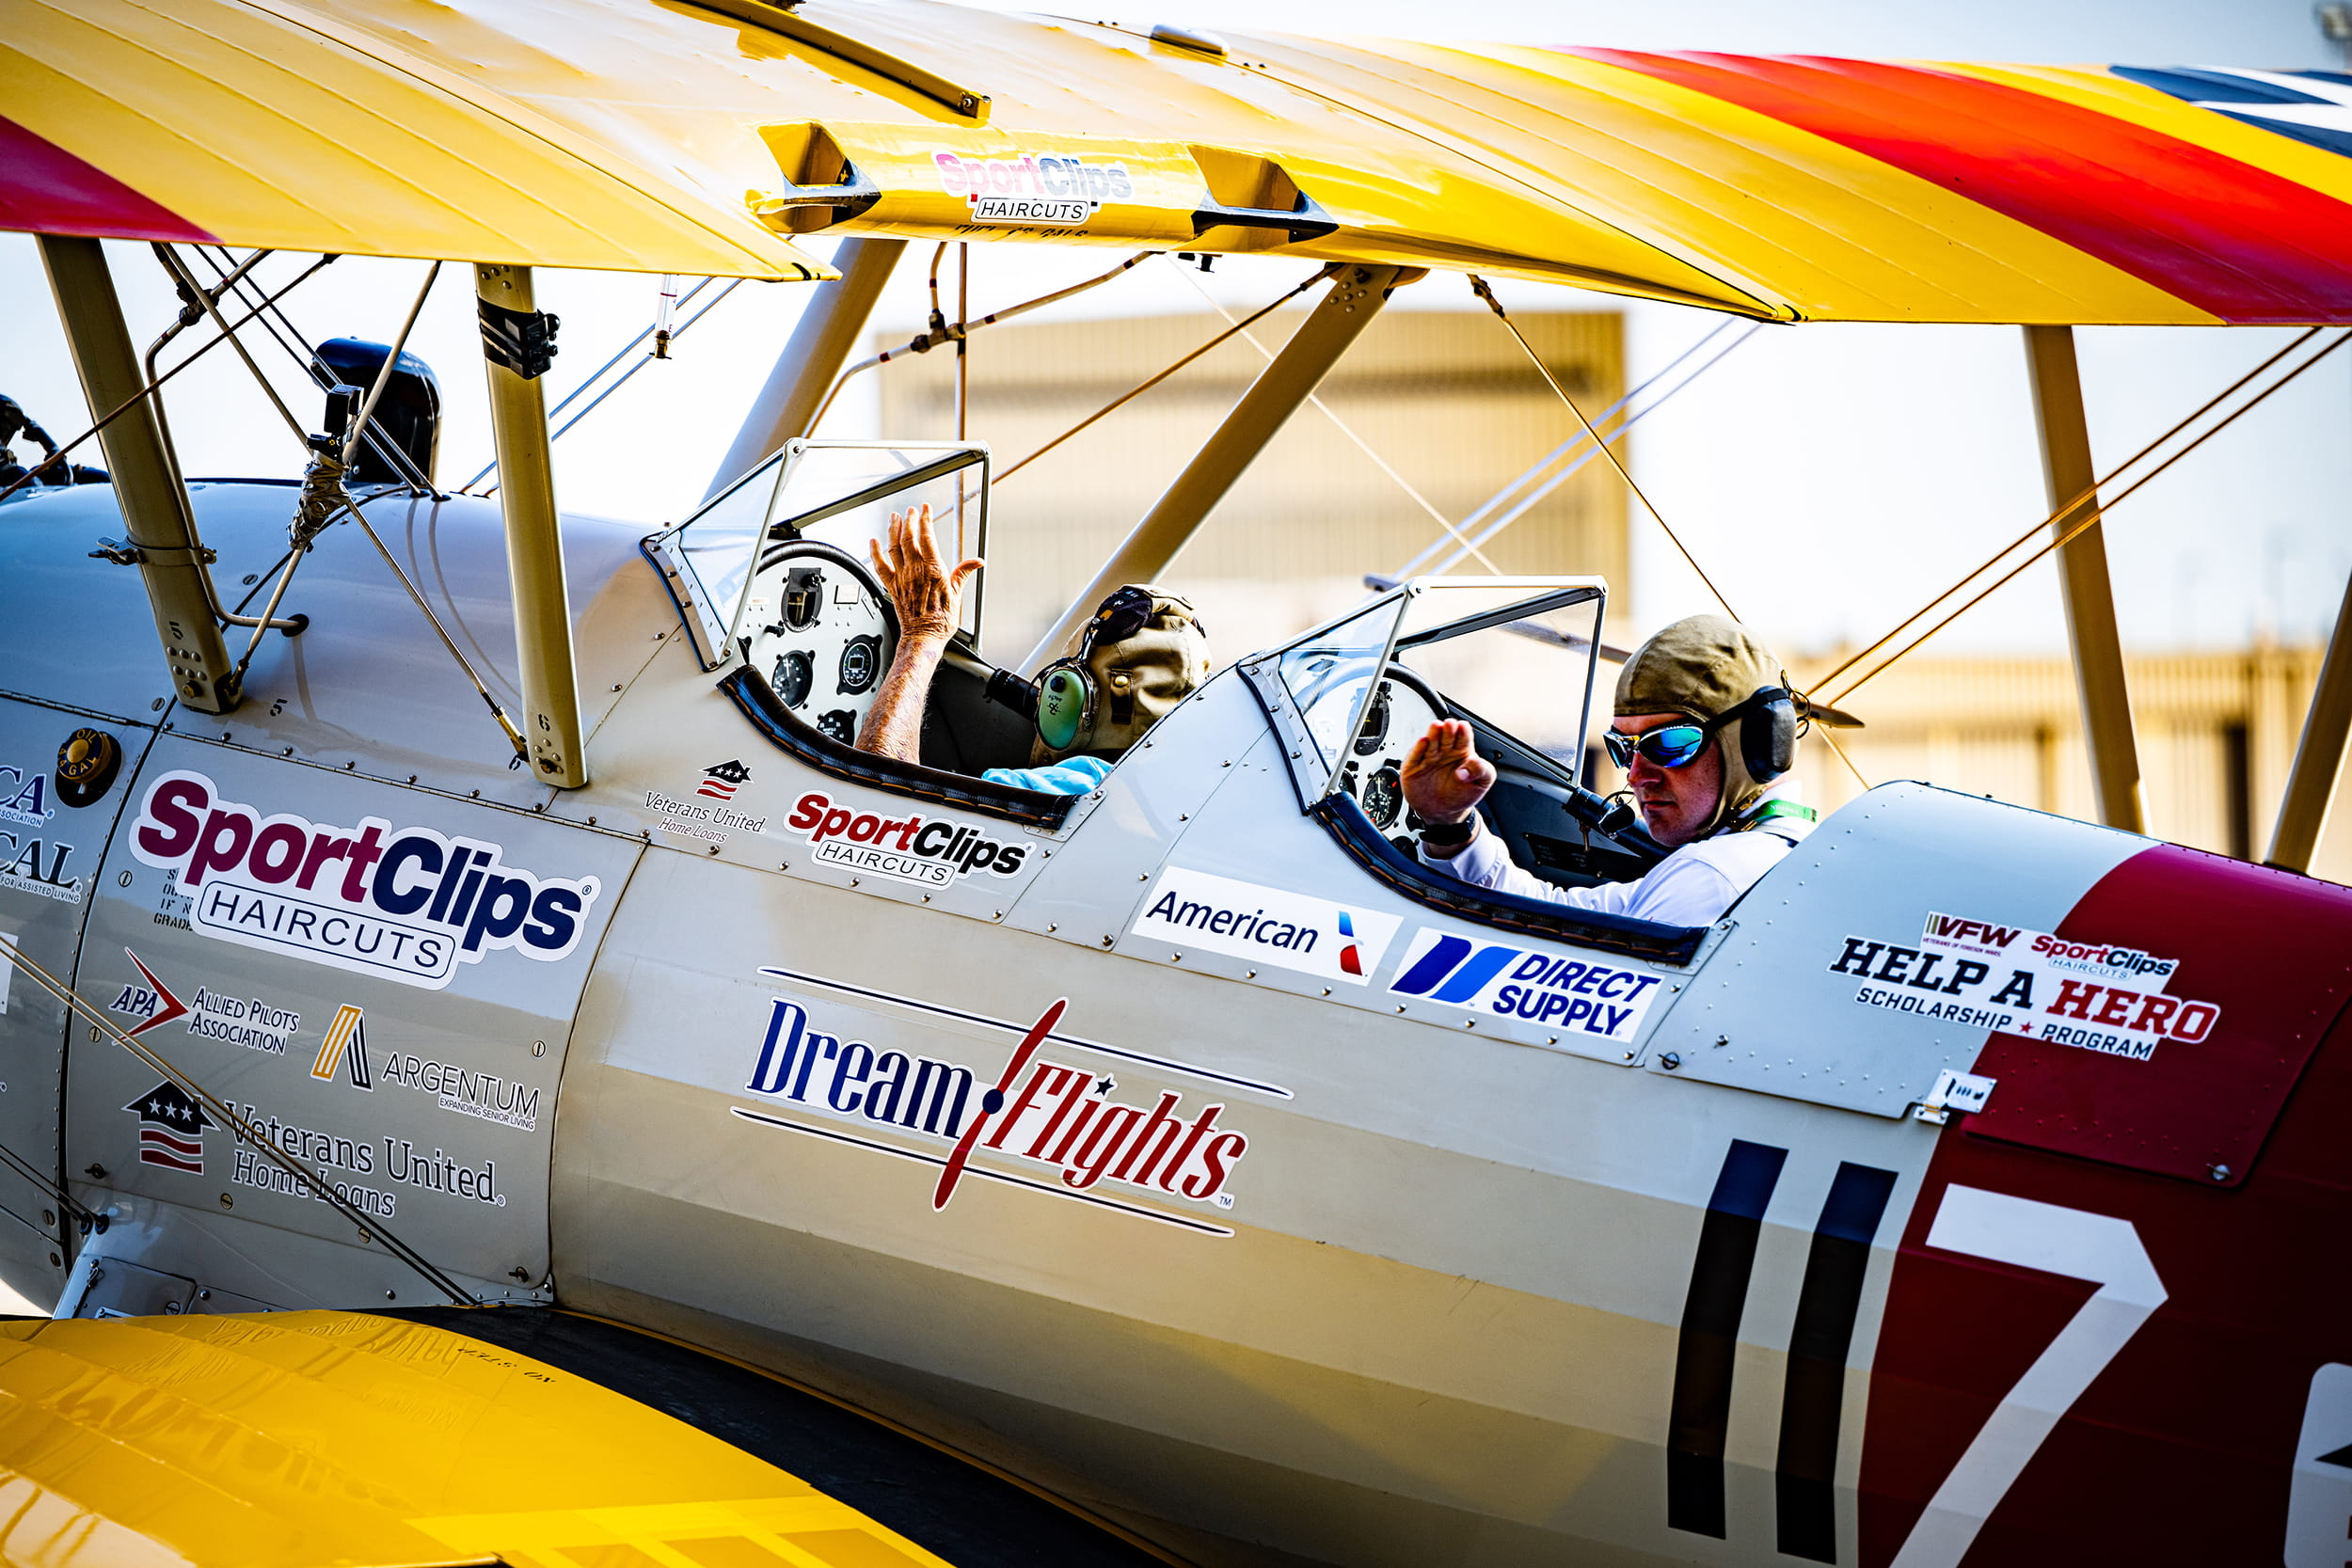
[3,0,2346,663]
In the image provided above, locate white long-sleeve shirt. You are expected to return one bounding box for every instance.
[1419,787,1813,927]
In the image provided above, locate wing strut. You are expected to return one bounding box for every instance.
[1025,262,1416,671]
[475,263,588,788]
[2024,325,2144,833]
[2266,571,2352,870]
[38,237,240,713]
[707,237,907,501]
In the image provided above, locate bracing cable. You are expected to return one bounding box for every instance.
[993,265,1338,483]
[5,943,475,1305]
[0,256,339,506]
[1823,328,2352,708]
[1810,325,2329,700]
[1468,275,1741,622]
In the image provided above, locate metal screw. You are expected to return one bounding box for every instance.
[510,1267,531,1282]
[707,844,720,854]
[610,683,623,691]
[86,1164,105,1180]
[386,1289,396,1299]
[2208,1164,2231,1182]
[40,1211,53,1227]
[218,1193,233,1210]
[532,1040,547,1058]
[1661,1053,1682,1071]
[118,871,133,887]
[1714,1035,1729,1048]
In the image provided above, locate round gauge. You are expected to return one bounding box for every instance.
[817,709,857,745]
[1361,763,1404,829]
[771,649,814,709]
[838,633,882,695]
[1353,682,1391,755]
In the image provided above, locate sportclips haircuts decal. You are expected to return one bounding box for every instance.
[1387,929,1664,1042]
[784,792,1028,887]
[1830,910,2220,1061]
[931,150,1133,227]
[128,772,600,990]
[739,995,1247,1234]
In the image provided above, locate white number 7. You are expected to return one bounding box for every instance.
[1890,1185,2169,1568]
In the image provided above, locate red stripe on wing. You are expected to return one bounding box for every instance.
[1564,50,2352,324]
[0,115,217,245]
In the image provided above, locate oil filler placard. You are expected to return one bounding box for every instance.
[1131,866,1399,986]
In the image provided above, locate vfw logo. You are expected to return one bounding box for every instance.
[128,771,600,990]
[1388,929,1666,1043]
[742,993,1248,1217]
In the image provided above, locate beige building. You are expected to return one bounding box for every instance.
[877,306,1628,665]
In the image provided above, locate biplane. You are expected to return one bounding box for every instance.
[4,2,2352,1562]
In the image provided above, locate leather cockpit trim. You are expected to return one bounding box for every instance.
[721,665,1075,828]
[1313,793,1707,964]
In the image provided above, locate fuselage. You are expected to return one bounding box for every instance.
[2,479,2344,1567]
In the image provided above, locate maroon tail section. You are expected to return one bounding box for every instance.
[0,115,216,243]
[1860,846,2352,1565]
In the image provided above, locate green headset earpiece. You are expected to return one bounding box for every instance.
[1036,665,1091,752]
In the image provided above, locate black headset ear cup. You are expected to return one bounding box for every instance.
[1741,688,1797,782]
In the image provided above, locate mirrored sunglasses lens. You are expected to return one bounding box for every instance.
[1644,726,1708,768]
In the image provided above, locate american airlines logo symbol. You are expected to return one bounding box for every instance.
[1387,929,1666,1043]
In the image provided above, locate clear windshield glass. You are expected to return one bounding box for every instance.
[1274,590,1410,782]
[1393,584,1606,768]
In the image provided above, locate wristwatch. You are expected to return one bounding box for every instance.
[1420,815,1478,847]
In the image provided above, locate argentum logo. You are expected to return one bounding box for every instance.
[129,771,600,990]
[1130,866,1400,986]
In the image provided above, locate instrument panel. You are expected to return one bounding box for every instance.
[739,542,898,745]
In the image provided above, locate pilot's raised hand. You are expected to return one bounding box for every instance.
[868,502,984,647]
[857,503,984,763]
[1402,720,1495,851]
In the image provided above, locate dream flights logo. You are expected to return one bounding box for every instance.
[126,1081,213,1173]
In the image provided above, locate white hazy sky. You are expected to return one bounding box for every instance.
[4,0,2345,661]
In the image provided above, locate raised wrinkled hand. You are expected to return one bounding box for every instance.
[868,502,983,645]
[1401,718,1496,824]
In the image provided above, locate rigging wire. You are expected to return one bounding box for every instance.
[1823,328,2352,708]
[0,256,339,506]
[994,265,1338,483]
[3,943,475,1305]
[469,278,745,497]
[1810,325,2328,699]
[1394,320,1740,580]
[1468,276,1741,623]
[187,247,440,497]
[803,249,1156,436]
[1166,256,1502,575]
[1411,323,1762,581]
[458,277,724,493]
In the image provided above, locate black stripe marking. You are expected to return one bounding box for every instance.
[1668,1138,1788,1538]
[1774,1161,1898,1562]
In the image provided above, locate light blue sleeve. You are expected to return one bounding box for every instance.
[981,754,1115,796]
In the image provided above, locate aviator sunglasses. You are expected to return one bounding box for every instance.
[1603,713,1727,771]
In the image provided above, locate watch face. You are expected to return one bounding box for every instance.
[837,634,882,695]
[771,649,814,709]
[817,709,857,745]
[1361,763,1404,829]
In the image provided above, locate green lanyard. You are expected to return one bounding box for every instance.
[1736,798,1819,833]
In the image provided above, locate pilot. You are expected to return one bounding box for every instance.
[1400,614,1818,927]
[855,503,1210,795]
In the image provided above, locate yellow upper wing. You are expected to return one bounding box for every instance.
[8,0,2352,322]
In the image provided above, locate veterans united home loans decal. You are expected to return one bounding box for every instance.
[128,772,601,990]
[1386,929,1665,1043]
[1131,866,1401,987]
[932,149,1134,228]
[1830,911,2220,1062]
